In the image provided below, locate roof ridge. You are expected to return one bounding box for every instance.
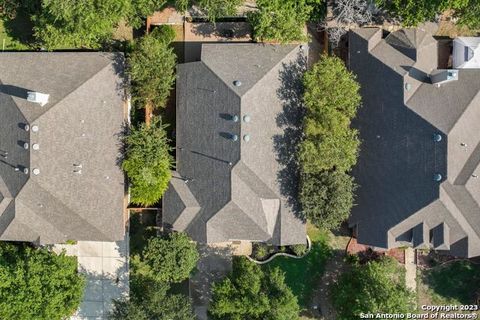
[30,57,113,123]
[241,44,301,98]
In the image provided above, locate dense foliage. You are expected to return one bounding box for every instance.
[129,0,167,28]
[331,257,415,319]
[377,0,480,28]
[122,118,173,206]
[128,27,176,110]
[248,0,311,43]
[300,55,361,173]
[299,55,360,230]
[131,232,199,283]
[0,243,85,320]
[33,0,130,49]
[109,281,195,320]
[300,171,356,230]
[209,258,300,320]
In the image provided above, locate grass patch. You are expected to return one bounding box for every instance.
[422,260,480,305]
[262,223,331,307]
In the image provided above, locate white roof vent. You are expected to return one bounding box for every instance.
[27,92,49,107]
[243,134,251,142]
[23,142,29,150]
[32,168,40,175]
[243,115,251,123]
[31,125,39,132]
[233,80,242,87]
[24,124,30,132]
[32,144,40,150]
[430,69,459,87]
[23,167,29,175]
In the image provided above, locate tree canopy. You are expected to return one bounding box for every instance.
[300,171,356,230]
[209,258,300,320]
[131,232,199,283]
[331,257,415,319]
[122,118,173,206]
[299,55,361,231]
[0,242,85,320]
[128,27,177,110]
[33,0,130,49]
[109,281,195,320]
[248,0,311,44]
[376,0,480,28]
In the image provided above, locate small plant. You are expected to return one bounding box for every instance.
[253,243,269,260]
[291,244,308,256]
[65,239,77,245]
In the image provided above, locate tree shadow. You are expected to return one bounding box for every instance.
[2,11,35,46]
[189,22,251,39]
[0,84,31,99]
[273,50,307,221]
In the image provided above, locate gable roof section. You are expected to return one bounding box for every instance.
[163,43,306,245]
[349,28,480,257]
[0,52,126,244]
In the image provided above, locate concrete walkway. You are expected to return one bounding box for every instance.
[53,235,129,320]
[190,244,232,320]
[405,247,417,292]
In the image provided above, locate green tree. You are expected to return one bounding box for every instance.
[248,0,311,43]
[300,171,356,230]
[376,0,480,28]
[128,27,176,110]
[33,0,130,49]
[109,281,194,320]
[331,257,415,319]
[122,118,173,206]
[209,258,299,320]
[299,55,361,173]
[195,0,243,21]
[128,0,167,28]
[0,242,85,320]
[131,232,199,283]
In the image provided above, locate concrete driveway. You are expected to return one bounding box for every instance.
[53,235,129,320]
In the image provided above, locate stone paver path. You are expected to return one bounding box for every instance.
[405,247,417,292]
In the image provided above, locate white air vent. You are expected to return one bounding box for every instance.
[27,92,49,107]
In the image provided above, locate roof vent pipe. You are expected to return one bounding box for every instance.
[27,92,49,107]
[433,134,442,142]
[230,134,238,142]
[434,173,442,182]
[31,125,39,132]
[243,115,251,123]
[233,80,242,87]
[23,168,29,175]
[24,124,30,132]
[232,115,239,122]
[23,142,29,150]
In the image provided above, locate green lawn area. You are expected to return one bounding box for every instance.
[262,223,332,307]
[418,260,480,307]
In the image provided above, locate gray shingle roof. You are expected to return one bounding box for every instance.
[349,28,480,257]
[163,43,306,245]
[0,52,126,244]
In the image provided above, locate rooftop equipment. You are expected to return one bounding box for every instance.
[27,92,50,107]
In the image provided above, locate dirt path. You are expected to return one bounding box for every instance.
[404,248,417,293]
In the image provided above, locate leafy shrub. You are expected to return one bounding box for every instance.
[248,0,311,43]
[128,27,176,110]
[131,232,199,283]
[209,258,299,319]
[122,118,173,207]
[331,257,415,319]
[291,243,308,256]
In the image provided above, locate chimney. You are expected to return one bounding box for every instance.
[27,92,49,107]
[430,69,459,87]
